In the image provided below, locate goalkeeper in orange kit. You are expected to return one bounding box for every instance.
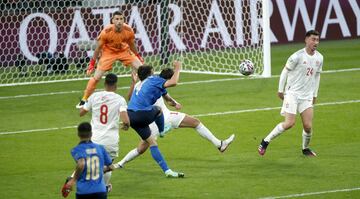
[76,11,144,108]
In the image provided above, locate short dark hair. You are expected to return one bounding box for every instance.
[77,122,92,138]
[112,11,123,17]
[111,11,123,24]
[159,68,174,80]
[305,30,320,38]
[105,73,118,86]
[138,65,153,81]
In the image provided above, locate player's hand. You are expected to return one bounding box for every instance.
[136,53,144,64]
[174,103,182,110]
[173,60,182,70]
[277,92,284,100]
[104,164,115,173]
[86,59,96,76]
[312,97,317,105]
[61,180,74,198]
[121,122,130,131]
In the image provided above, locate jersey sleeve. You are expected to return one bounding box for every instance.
[97,29,107,42]
[285,53,299,70]
[118,96,128,112]
[83,95,93,111]
[153,76,167,95]
[100,145,112,165]
[318,54,323,73]
[127,29,135,43]
[71,147,86,161]
[124,24,135,43]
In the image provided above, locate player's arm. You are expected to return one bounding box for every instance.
[278,67,289,100]
[164,61,181,88]
[129,38,144,64]
[127,72,138,101]
[120,111,130,130]
[162,93,182,110]
[313,72,321,104]
[65,158,85,189]
[79,108,88,117]
[86,39,105,75]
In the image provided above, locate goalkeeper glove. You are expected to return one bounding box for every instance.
[86,59,96,75]
[136,53,144,64]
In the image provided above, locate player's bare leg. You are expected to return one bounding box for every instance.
[300,108,316,156]
[146,136,184,178]
[76,69,106,108]
[131,59,143,69]
[114,140,149,168]
[259,113,295,156]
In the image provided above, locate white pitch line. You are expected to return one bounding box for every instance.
[0,68,359,100]
[1,99,359,136]
[259,187,360,199]
[0,126,76,135]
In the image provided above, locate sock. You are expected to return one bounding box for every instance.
[118,148,140,167]
[149,145,169,172]
[195,123,221,147]
[103,171,112,185]
[82,77,99,101]
[302,130,312,149]
[264,123,285,142]
[155,113,164,133]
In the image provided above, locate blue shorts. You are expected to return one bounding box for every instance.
[127,106,162,140]
[76,192,107,199]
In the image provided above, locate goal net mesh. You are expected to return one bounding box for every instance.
[0,0,267,86]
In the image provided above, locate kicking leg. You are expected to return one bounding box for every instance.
[259,113,296,156]
[115,140,149,168]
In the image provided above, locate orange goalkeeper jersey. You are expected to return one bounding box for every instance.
[98,23,135,52]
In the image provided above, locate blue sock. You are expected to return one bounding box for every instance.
[155,113,164,132]
[150,145,169,172]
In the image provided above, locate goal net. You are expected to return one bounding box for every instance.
[0,0,271,86]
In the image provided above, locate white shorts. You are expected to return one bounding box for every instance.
[92,139,119,159]
[167,111,186,128]
[149,111,186,136]
[280,94,313,116]
[103,144,119,159]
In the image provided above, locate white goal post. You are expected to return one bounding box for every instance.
[0,0,271,86]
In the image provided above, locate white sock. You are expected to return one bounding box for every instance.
[195,123,221,147]
[302,130,312,149]
[264,123,285,142]
[104,171,112,185]
[117,148,140,167]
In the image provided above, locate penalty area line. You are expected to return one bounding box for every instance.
[0,99,359,136]
[259,187,360,199]
[0,68,359,100]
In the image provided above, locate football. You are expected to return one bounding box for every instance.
[239,59,254,76]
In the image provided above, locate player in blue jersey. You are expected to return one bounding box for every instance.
[113,61,184,177]
[61,122,112,198]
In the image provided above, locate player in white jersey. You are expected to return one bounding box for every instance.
[113,73,235,169]
[78,73,129,191]
[258,30,323,157]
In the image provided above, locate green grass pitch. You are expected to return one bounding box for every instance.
[0,39,359,199]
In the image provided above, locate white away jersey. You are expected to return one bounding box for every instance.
[284,48,323,99]
[83,91,127,146]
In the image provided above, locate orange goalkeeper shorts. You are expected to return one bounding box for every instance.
[97,48,138,71]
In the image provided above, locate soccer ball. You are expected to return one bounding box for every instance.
[239,60,254,76]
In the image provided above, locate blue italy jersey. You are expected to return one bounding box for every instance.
[128,75,167,111]
[71,141,112,195]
